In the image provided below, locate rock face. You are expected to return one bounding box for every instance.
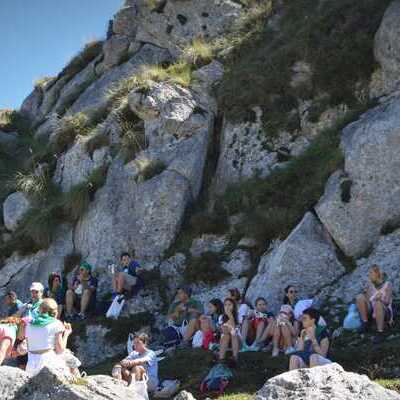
[246,213,345,313]
[190,234,229,257]
[0,365,140,400]
[256,363,400,400]
[316,98,400,258]
[374,0,400,96]
[3,192,31,231]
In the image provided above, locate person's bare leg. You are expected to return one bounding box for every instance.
[231,335,240,360]
[116,273,125,294]
[80,289,92,314]
[65,289,75,315]
[289,355,302,371]
[255,321,266,343]
[57,305,63,319]
[356,294,369,323]
[219,326,231,360]
[260,320,275,343]
[374,301,385,332]
[183,319,199,341]
[132,365,146,382]
[281,325,293,349]
[112,273,118,293]
[241,319,250,344]
[272,325,281,355]
[0,339,11,365]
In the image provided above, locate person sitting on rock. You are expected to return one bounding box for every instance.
[17,282,44,320]
[226,288,250,326]
[241,297,274,352]
[207,298,224,331]
[167,286,203,347]
[24,298,73,377]
[112,252,143,301]
[289,308,331,370]
[3,291,23,317]
[65,262,97,321]
[355,264,393,343]
[44,272,66,318]
[0,317,22,365]
[219,298,241,366]
[112,332,159,393]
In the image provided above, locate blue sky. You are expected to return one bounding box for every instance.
[0,0,123,109]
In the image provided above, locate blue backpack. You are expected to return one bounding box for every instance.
[200,363,233,394]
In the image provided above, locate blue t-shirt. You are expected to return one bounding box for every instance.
[7,299,23,317]
[118,261,140,277]
[127,349,159,385]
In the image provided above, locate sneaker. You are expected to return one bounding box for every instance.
[285,346,296,355]
[357,320,369,334]
[76,313,86,321]
[240,343,251,353]
[249,343,261,352]
[272,347,279,357]
[372,332,385,345]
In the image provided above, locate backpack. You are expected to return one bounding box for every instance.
[200,363,233,395]
[162,326,183,348]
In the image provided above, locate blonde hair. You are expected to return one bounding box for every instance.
[370,264,383,281]
[40,298,58,317]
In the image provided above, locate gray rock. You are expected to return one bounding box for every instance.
[160,253,187,297]
[3,192,31,231]
[0,366,30,400]
[73,324,125,367]
[102,35,131,71]
[121,289,163,317]
[53,140,111,192]
[174,391,197,400]
[190,234,229,257]
[0,130,18,155]
[246,213,345,313]
[134,0,242,58]
[237,237,258,249]
[68,44,171,123]
[256,363,400,400]
[0,225,73,316]
[374,1,400,96]
[113,3,139,37]
[221,249,252,277]
[320,227,400,306]
[19,86,43,124]
[315,98,400,258]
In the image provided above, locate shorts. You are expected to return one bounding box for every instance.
[293,353,332,368]
[121,273,138,290]
[251,318,267,330]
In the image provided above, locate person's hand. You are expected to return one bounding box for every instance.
[306,326,316,341]
[120,359,130,368]
[64,323,72,335]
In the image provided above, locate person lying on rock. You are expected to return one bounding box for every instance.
[44,272,66,319]
[289,307,332,370]
[356,264,393,344]
[112,332,159,393]
[65,262,97,321]
[241,297,274,352]
[167,286,203,347]
[219,298,241,367]
[0,317,23,365]
[3,291,24,317]
[17,282,44,320]
[112,252,143,302]
[23,298,73,377]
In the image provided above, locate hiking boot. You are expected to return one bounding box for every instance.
[357,320,369,334]
[372,332,385,345]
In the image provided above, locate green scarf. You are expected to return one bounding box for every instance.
[31,313,56,327]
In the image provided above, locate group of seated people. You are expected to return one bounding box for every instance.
[0,262,393,391]
[164,264,394,369]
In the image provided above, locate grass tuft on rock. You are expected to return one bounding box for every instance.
[85,132,110,156]
[135,158,167,182]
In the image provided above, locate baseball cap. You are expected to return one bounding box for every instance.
[30,282,44,292]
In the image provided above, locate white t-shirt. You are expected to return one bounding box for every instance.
[26,320,64,352]
[238,303,250,325]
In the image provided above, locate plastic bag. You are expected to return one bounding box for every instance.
[343,303,362,331]
[192,330,203,348]
[106,296,125,319]
[154,380,180,398]
[130,374,149,400]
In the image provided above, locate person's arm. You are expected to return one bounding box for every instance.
[380,282,393,305]
[122,353,152,368]
[295,331,305,351]
[55,323,72,354]
[0,338,12,365]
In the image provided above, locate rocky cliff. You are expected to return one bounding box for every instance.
[1,0,400,376]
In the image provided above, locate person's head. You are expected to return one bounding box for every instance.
[177,286,192,303]
[79,262,92,279]
[283,285,297,304]
[4,291,17,306]
[227,288,242,303]
[255,297,268,313]
[120,252,131,267]
[369,264,383,284]
[39,298,58,317]
[208,298,224,316]
[301,307,320,329]
[29,282,44,301]
[223,298,238,323]
[133,332,149,353]
[48,273,62,291]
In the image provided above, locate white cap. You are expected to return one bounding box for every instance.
[30,282,44,292]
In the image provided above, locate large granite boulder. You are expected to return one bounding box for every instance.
[101,35,131,71]
[374,0,400,96]
[256,363,400,400]
[68,44,171,123]
[0,225,73,316]
[122,0,241,58]
[19,85,43,124]
[315,97,400,258]
[319,227,400,307]
[3,192,31,232]
[246,212,345,313]
[0,365,140,400]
